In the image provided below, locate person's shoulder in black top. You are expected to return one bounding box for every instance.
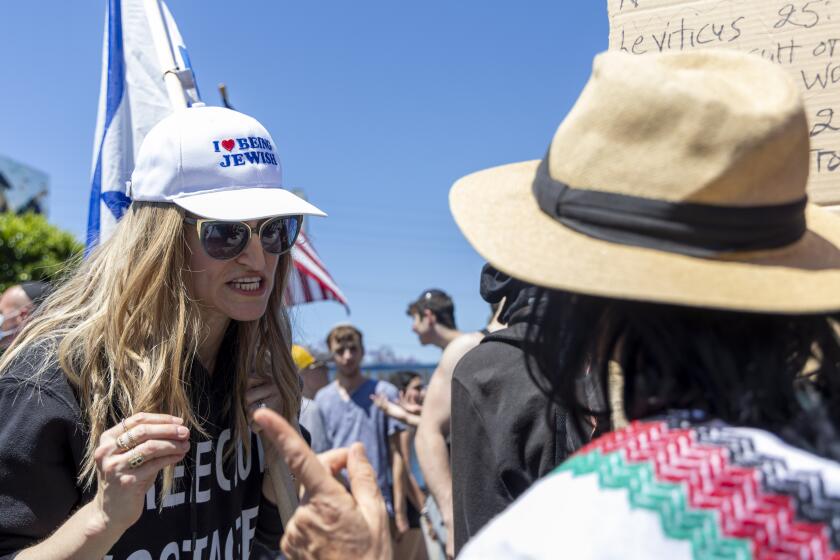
[450,313,572,554]
[0,343,89,559]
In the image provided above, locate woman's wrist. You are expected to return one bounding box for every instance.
[80,501,127,543]
[15,500,127,560]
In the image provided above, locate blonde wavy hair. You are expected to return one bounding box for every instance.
[0,202,300,493]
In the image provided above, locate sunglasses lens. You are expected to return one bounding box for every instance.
[201,222,249,259]
[261,216,301,254]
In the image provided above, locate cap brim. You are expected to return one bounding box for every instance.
[450,160,840,314]
[173,187,327,221]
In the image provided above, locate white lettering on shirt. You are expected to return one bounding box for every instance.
[195,439,213,504]
[241,506,259,560]
[215,428,232,492]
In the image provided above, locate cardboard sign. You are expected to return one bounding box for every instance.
[608,0,840,206]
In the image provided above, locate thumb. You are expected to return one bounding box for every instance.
[347,442,387,525]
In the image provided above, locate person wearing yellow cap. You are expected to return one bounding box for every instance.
[292,344,314,369]
[292,345,329,453]
[292,344,329,400]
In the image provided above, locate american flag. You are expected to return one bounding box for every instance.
[286,231,349,310]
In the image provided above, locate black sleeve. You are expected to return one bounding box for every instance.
[450,376,512,556]
[0,375,85,558]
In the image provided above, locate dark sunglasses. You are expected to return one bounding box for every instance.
[183,214,303,260]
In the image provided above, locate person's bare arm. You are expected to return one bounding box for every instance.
[14,502,123,560]
[390,432,409,539]
[371,394,421,426]
[398,430,426,511]
[415,333,483,558]
[415,367,454,549]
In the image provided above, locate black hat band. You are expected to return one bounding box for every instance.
[532,159,808,258]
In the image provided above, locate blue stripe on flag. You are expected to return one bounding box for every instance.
[101,191,131,221]
[86,0,126,254]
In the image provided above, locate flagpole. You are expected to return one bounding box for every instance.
[143,0,189,109]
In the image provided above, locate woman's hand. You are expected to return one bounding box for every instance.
[254,408,392,560]
[246,375,284,432]
[91,413,190,533]
[370,393,409,423]
[14,413,190,560]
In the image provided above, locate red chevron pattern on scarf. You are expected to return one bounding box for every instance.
[562,419,840,559]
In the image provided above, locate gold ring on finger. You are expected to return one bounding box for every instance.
[125,429,138,449]
[116,434,131,452]
[128,451,145,469]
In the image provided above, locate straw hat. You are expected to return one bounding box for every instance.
[450,50,840,314]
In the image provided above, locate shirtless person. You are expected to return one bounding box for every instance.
[408,289,501,559]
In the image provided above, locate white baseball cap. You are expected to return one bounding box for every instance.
[129,106,326,221]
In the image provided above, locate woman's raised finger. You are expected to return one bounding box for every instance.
[115,438,190,472]
[110,423,190,455]
[117,452,187,488]
[103,412,184,440]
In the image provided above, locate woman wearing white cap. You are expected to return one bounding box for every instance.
[0,106,327,559]
[251,51,840,559]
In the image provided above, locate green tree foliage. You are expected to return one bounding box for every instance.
[0,212,83,293]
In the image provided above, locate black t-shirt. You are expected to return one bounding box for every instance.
[0,343,284,559]
[450,320,573,555]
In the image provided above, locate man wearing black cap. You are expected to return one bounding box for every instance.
[0,281,48,350]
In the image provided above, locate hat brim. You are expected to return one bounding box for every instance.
[450,160,840,314]
[173,187,327,221]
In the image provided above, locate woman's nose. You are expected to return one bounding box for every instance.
[236,232,266,270]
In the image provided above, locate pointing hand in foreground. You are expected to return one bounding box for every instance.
[253,408,392,560]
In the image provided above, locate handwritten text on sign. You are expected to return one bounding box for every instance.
[608,0,840,205]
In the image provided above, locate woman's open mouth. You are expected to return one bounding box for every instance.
[227,276,266,295]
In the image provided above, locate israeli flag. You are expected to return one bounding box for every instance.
[86,0,199,252]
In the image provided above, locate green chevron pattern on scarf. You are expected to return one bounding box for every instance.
[557,449,753,560]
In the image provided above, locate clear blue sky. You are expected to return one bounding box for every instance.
[0,1,608,363]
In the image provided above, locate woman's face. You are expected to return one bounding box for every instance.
[184,219,280,324]
[403,376,424,406]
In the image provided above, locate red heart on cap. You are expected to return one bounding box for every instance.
[221,139,235,152]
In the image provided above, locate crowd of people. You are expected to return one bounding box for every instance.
[283,286,513,559]
[3,48,840,559]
